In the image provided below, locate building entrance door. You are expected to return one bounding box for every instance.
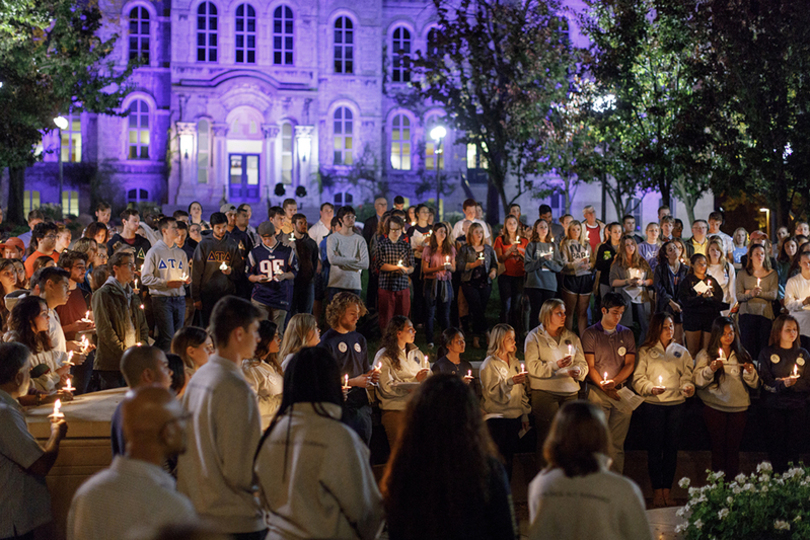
[229,154,260,200]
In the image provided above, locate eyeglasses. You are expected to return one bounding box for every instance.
[389,227,402,233]
[43,234,57,240]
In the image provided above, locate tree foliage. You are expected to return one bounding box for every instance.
[0,0,133,223]
[409,0,577,221]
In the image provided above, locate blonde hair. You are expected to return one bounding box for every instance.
[539,298,565,328]
[279,313,319,361]
[707,237,728,269]
[486,324,517,364]
[467,223,485,247]
[325,292,368,330]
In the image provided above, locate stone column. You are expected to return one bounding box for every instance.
[261,124,279,202]
[294,125,315,190]
[211,122,229,205]
[174,122,197,204]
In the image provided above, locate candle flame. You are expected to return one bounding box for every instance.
[343,374,349,387]
[220,261,228,271]
[64,378,75,392]
[603,372,608,382]
[467,369,472,378]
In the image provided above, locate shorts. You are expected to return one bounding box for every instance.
[562,274,594,296]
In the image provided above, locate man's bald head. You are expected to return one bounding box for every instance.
[122,386,187,460]
[120,345,171,389]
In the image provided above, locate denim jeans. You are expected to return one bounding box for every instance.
[152,295,186,351]
[424,280,452,344]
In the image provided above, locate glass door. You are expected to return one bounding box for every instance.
[229,153,260,200]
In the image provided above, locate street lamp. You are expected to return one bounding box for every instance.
[429,125,447,220]
[759,208,771,239]
[54,116,69,218]
[592,94,616,222]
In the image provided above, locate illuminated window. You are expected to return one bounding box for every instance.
[128,99,150,159]
[23,191,40,216]
[128,6,150,63]
[391,114,411,170]
[333,107,353,165]
[273,5,293,65]
[62,191,79,216]
[392,27,411,83]
[334,17,353,74]
[235,4,256,64]
[197,119,210,184]
[197,2,218,62]
[61,113,82,163]
[281,122,293,184]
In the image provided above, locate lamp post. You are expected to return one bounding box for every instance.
[53,116,69,219]
[759,208,771,240]
[592,94,616,222]
[429,125,447,220]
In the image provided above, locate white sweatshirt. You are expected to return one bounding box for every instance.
[254,402,384,540]
[694,350,759,412]
[140,240,189,297]
[784,273,810,338]
[480,355,531,420]
[524,325,588,394]
[374,346,429,411]
[632,341,694,405]
[241,359,283,430]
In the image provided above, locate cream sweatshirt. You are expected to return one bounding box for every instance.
[524,325,588,394]
[480,355,531,420]
[375,346,430,411]
[694,350,759,412]
[632,341,694,405]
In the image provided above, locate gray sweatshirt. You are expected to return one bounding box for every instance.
[141,240,188,297]
[694,349,759,412]
[326,232,369,290]
[480,355,531,420]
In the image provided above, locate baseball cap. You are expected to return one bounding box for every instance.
[220,203,236,214]
[257,221,276,237]
[1,237,25,252]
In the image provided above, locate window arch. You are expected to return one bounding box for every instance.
[333,107,353,165]
[127,188,150,203]
[334,17,353,74]
[392,26,411,83]
[128,99,150,159]
[197,2,218,63]
[281,122,294,184]
[426,27,443,58]
[334,191,353,205]
[273,5,293,65]
[197,119,210,184]
[390,114,411,170]
[128,6,150,62]
[235,4,256,64]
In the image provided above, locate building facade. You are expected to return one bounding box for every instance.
[19,0,713,226]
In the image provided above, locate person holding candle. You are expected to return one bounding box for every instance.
[480,323,530,479]
[171,326,213,380]
[527,400,652,540]
[320,293,379,444]
[374,215,415,332]
[594,222,623,300]
[524,219,563,330]
[246,221,298,335]
[254,347,384,540]
[278,313,320,370]
[632,313,695,507]
[784,251,810,350]
[241,320,284,430]
[694,317,759,478]
[582,292,636,474]
[0,341,69,540]
[609,234,654,342]
[6,295,72,393]
[756,314,810,472]
[736,243,778,362]
[677,253,727,358]
[191,212,243,328]
[706,237,737,317]
[382,375,518,540]
[494,215,528,333]
[141,217,190,352]
[457,223,498,349]
[560,220,593,337]
[432,327,474,383]
[525,299,588,467]
[653,241,688,344]
[375,316,430,451]
[422,222,457,348]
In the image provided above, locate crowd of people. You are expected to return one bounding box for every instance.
[2,195,810,540]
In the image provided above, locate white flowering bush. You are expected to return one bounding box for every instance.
[676,463,810,539]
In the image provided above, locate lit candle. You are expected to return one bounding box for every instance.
[375,362,382,371]
[757,277,761,287]
[602,371,609,383]
[82,310,91,322]
[140,304,145,310]
[516,235,520,243]
[658,375,663,385]
[133,278,138,290]
[719,348,725,361]
[65,351,74,366]
[467,369,472,378]
[219,261,228,271]
[520,362,526,373]
[397,259,403,267]
[180,273,188,281]
[567,343,573,356]
[136,342,142,346]
[793,364,799,378]
[49,399,64,419]
[80,335,90,353]
[445,255,450,264]
[289,233,295,242]
[343,374,349,388]
[64,377,75,393]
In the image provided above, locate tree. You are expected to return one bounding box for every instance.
[578,0,719,220]
[0,0,133,224]
[686,0,810,227]
[408,0,577,223]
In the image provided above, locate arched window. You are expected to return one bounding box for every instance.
[281,122,293,184]
[392,27,411,83]
[333,107,353,165]
[425,115,445,170]
[197,2,218,63]
[391,114,411,170]
[127,188,149,203]
[129,6,150,62]
[273,6,293,65]
[427,27,442,58]
[334,17,353,74]
[197,119,210,184]
[334,192,353,205]
[235,4,256,64]
[128,99,150,159]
